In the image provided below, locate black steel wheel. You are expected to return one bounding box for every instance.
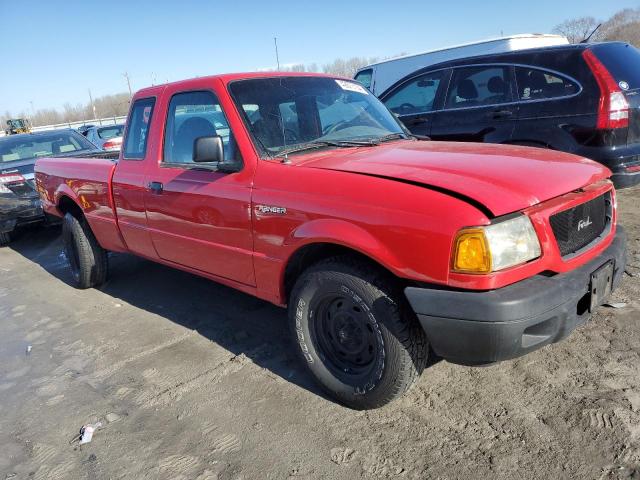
[289,256,428,409]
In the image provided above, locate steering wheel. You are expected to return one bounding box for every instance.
[398,103,417,114]
[323,120,351,136]
[284,128,299,143]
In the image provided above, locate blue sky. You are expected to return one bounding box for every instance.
[1,0,636,114]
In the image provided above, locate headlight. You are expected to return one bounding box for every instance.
[452,215,541,273]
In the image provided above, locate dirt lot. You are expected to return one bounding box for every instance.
[1,187,639,480]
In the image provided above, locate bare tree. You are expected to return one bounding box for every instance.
[601,8,640,46]
[552,16,602,43]
[553,8,640,46]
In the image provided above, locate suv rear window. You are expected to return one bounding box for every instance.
[591,43,640,90]
[515,67,579,100]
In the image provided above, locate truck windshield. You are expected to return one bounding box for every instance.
[0,131,95,163]
[229,77,406,156]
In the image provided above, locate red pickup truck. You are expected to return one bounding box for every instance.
[35,73,626,409]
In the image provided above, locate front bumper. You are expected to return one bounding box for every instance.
[405,228,627,365]
[0,194,44,233]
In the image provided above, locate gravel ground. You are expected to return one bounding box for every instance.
[0,186,639,480]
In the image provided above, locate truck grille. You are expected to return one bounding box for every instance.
[550,192,610,257]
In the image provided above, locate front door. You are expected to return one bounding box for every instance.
[143,89,255,286]
[430,65,517,143]
[382,69,448,137]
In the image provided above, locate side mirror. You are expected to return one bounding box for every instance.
[193,135,224,163]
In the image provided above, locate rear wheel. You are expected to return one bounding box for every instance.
[0,231,11,247]
[289,256,428,409]
[62,213,108,289]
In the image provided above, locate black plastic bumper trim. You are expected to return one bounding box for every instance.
[404,228,627,365]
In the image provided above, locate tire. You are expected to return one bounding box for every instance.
[62,213,108,289]
[0,231,10,247]
[289,256,428,409]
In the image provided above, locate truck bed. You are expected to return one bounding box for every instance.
[35,153,124,251]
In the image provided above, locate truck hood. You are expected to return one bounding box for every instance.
[299,141,611,217]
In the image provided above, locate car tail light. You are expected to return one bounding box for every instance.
[102,140,121,150]
[0,173,25,193]
[626,165,640,173]
[582,49,629,130]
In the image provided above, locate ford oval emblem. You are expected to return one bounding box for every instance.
[619,81,630,91]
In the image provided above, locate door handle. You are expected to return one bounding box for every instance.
[148,181,163,194]
[487,109,514,119]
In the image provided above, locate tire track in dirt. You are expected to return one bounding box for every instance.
[584,409,614,429]
[135,353,249,408]
[158,454,201,477]
[211,433,241,454]
[87,331,195,381]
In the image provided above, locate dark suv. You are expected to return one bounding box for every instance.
[378,42,640,188]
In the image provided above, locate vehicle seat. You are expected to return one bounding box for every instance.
[251,104,285,149]
[51,140,64,155]
[529,71,548,99]
[454,79,479,107]
[485,76,507,104]
[172,117,217,163]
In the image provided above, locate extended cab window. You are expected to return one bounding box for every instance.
[445,66,512,109]
[384,70,445,116]
[515,67,579,100]
[163,91,239,164]
[123,98,155,159]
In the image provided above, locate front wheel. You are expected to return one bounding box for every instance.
[62,213,108,289]
[289,257,428,409]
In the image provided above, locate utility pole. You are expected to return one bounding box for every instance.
[274,37,280,71]
[88,89,97,120]
[123,72,133,100]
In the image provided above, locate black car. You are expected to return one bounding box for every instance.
[0,129,100,245]
[379,42,640,188]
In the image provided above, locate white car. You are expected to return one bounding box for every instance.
[354,34,569,96]
[84,124,125,151]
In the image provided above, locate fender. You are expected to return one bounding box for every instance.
[283,218,406,278]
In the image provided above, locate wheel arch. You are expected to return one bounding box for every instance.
[57,194,84,220]
[281,220,407,303]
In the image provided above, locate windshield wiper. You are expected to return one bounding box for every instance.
[373,133,410,143]
[277,139,378,158]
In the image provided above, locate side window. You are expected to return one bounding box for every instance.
[445,66,512,109]
[123,98,155,159]
[354,69,373,90]
[384,71,445,116]
[515,67,579,100]
[164,91,238,164]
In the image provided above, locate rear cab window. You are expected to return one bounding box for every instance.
[123,98,155,159]
[591,43,640,90]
